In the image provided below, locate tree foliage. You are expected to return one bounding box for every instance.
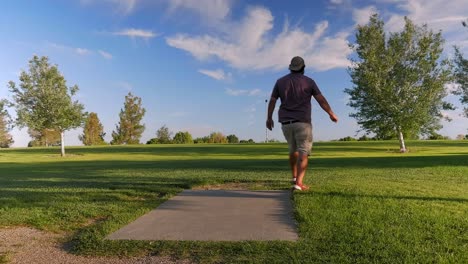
[27,128,61,147]
[79,112,106,146]
[226,134,239,144]
[173,131,193,144]
[208,132,228,143]
[453,47,468,117]
[0,100,14,148]
[111,92,146,145]
[8,55,85,156]
[346,15,453,152]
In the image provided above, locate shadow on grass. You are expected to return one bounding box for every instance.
[295,191,468,203]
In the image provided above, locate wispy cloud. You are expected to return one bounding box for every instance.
[198,69,228,80]
[48,42,92,56]
[169,111,189,117]
[116,81,133,91]
[75,48,91,55]
[98,50,113,59]
[112,28,158,39]
[80,0,137,15]
[353,6,378,26]
[244,105,257,113]
[382,0,468,52]
[225,88,263,97]
[167,6,351,72]
[165,0,233,22]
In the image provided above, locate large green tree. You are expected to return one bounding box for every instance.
[173,131,193,144]
[346,15,453,152]
[79,112,106,145]
[0,100,14,148]
[8,56,86,156]
[111,92,146,145]
[453,47,468,117]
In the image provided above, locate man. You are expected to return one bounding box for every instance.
[266,56,338,191]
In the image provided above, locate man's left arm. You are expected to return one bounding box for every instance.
[314,94,338,123]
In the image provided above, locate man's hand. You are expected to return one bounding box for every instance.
[266,118,274,130]
[329,113,338,123]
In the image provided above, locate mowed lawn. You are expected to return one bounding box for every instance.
[0,141,467,263]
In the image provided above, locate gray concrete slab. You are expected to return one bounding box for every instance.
[107,190,298,241]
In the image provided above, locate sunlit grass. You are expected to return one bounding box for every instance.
[1,140,467,263]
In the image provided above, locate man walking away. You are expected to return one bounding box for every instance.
[266,56,338,191]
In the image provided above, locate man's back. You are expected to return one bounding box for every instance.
[271,72,321,123]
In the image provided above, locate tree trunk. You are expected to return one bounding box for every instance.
[398,130,407,153]
[60,131,65,157]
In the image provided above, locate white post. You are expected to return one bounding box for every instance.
[265,99,268,143]
[61,131,65,157]
[398,130,406,153]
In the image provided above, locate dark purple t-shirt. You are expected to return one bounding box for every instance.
[271,72,322,123]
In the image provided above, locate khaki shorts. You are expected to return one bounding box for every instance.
[281,122,313,155]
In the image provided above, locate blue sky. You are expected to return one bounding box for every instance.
[1,0,467,147]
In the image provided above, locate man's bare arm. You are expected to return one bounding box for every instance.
[314,94,338,122]
[266,97,277,130]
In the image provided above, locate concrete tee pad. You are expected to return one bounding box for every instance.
[107,190,298,241]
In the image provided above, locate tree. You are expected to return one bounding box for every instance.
[79,112,106,145]
[173,131,193,144]
[208,132,228,143]
[346,15,453,152]
[453,47,468,117]
[27,128,61,147]
[111,92,146,145]
[147,125,173,144]
[226,134,239,144]
[0,100,14,148]
[8,56,85,156]
[193,136,209,144]
[426,132,449,140]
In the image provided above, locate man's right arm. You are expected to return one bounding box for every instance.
[266,97,277,130]
[314,94,338,123]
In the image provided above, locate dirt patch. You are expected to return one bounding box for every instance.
[0,227,191,264]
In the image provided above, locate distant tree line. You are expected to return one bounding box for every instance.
[145,126,254,144]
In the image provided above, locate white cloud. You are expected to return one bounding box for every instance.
[166,0,232,22]
[244,106,257,113]
[225,88,263,97]
[353,6,378,26]
[116,81,133,91]
[330,0,343,4]
[98,50,113,59]
[198,69,227,80]
[445,83,460,94]
[166,6,352,72]
[383,0,468,52]
[169,111,189,117]
[113,28,157,39]
[48,42,94,56]
[75,48,90,55]
[81,0,137,15]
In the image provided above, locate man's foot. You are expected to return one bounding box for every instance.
[291,177,296,184]
[293,183,310,191]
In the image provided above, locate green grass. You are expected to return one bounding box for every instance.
[1,141,467,263]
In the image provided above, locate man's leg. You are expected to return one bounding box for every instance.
[293,123,312,190]
[295,152,308,186]
[289,152,299,180]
